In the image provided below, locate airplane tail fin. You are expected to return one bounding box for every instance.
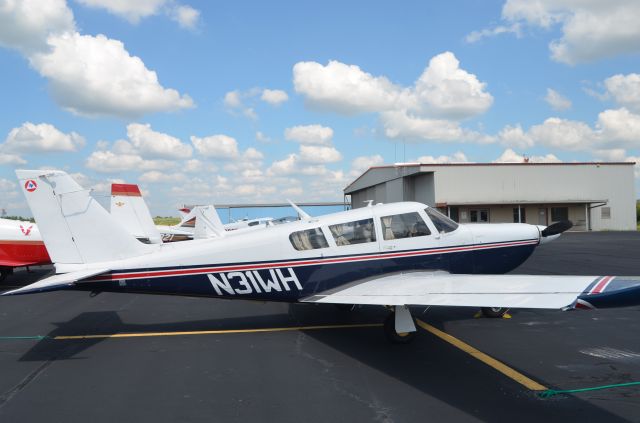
[110,183,162,244]
[16,170,154,265]
[193,205,225,239]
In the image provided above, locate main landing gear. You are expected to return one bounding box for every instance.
[384,305,417,344]
[0,266,12,283]
[480,307,509,318]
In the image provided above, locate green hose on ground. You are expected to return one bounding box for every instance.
[539,381,640,398]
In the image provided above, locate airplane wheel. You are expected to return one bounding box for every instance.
[0,267,11,283]
[334,304,354,311]
[481,307,509,318]
[383,313,416,344]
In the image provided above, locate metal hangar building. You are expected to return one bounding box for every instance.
[344,162,637,231]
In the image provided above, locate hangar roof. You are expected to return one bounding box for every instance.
[344,162,636,194]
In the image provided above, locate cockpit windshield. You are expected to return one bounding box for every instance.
[424,207,459,233]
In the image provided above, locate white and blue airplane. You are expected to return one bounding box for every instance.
[5,170,640,343]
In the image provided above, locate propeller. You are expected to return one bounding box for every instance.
[541,220,573,237]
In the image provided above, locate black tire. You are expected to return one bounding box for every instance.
[0,267,11,283]
[481,307,509,318]
[383,312,416,344]
[334,304,354,312]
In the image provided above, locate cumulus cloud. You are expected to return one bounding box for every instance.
[127,123,192,159]
[190,134,239,159]
[299,145,342,164]
[294,52,494,144]
[0,1,194,118]
[294,52,493,120]
[0,122,84,165]
[139,170,186,183]
[472,0,640,64]
[267,154,328,177]
[293,60,403,114]
[261,89,288,105]
[169,5,200,29]
[351,155,384,174]
[0,0,75,54]
[284,124,334,145]
[224,87,289,119]
[500,106,640,154]
[604,73,640,113]
[528,117,594,150]
[75,0,166,22]
[596,108,640,144]
[0,153,27,165]
[497,124,534,149]
[76,0,200,28]
[493,148,560,163]
[416,152,469,164]
[380,111,493,143]
[545,88,572,111]
[465,23,521,43]
[85,150,174,173]
[30,33,194,118]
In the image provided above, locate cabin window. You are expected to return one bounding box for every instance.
[329,219,376,246]
[424,208,458,233]
[551,207,568,222]
[380,212,431,240]
[289,228,329,251]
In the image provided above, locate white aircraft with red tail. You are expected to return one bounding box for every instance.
[5,170,640,343]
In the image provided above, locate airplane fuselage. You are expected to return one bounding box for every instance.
[67,202,542,302]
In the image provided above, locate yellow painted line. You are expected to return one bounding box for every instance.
[53,323,382,340]
[416,319,548,391]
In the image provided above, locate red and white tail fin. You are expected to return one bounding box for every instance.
[16,170,154,265]
[110,183,161,244]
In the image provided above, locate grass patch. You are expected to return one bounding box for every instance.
[153,217,181,226]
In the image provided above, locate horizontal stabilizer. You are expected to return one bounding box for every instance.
[1,268,109,296]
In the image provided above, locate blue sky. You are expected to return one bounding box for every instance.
[0,0,639,219]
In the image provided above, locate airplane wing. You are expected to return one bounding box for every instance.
[301,272,640,310]
[1,268,110,296]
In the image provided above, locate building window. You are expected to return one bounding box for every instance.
[425,208,458,233]
[601,207,611,219]
[380,212,430,240]
[289,228,329,251]
[551,207,569,222]
[329,219,376,246]
[470,209,489,223]
[449,207,459,222]
[513,207,526,223]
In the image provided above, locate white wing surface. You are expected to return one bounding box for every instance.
[1,268,109,296]
[301,272,638,309]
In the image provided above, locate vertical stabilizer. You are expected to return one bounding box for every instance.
[194,206,225,239]
[16,170,153,265]
[110,183,162,244]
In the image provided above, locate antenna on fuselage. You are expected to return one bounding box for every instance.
[364,200,374,207]
[287,199,311,220]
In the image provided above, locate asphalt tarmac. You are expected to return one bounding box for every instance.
[1,232,639,422]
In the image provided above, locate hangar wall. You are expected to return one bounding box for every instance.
[345,163,637,231]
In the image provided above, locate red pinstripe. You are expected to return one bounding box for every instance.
[90,239,539,282]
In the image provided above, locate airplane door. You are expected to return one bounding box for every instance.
[374,209,443,273]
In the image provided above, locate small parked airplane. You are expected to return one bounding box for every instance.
[0,217,50,281]
[5,170,640,343]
